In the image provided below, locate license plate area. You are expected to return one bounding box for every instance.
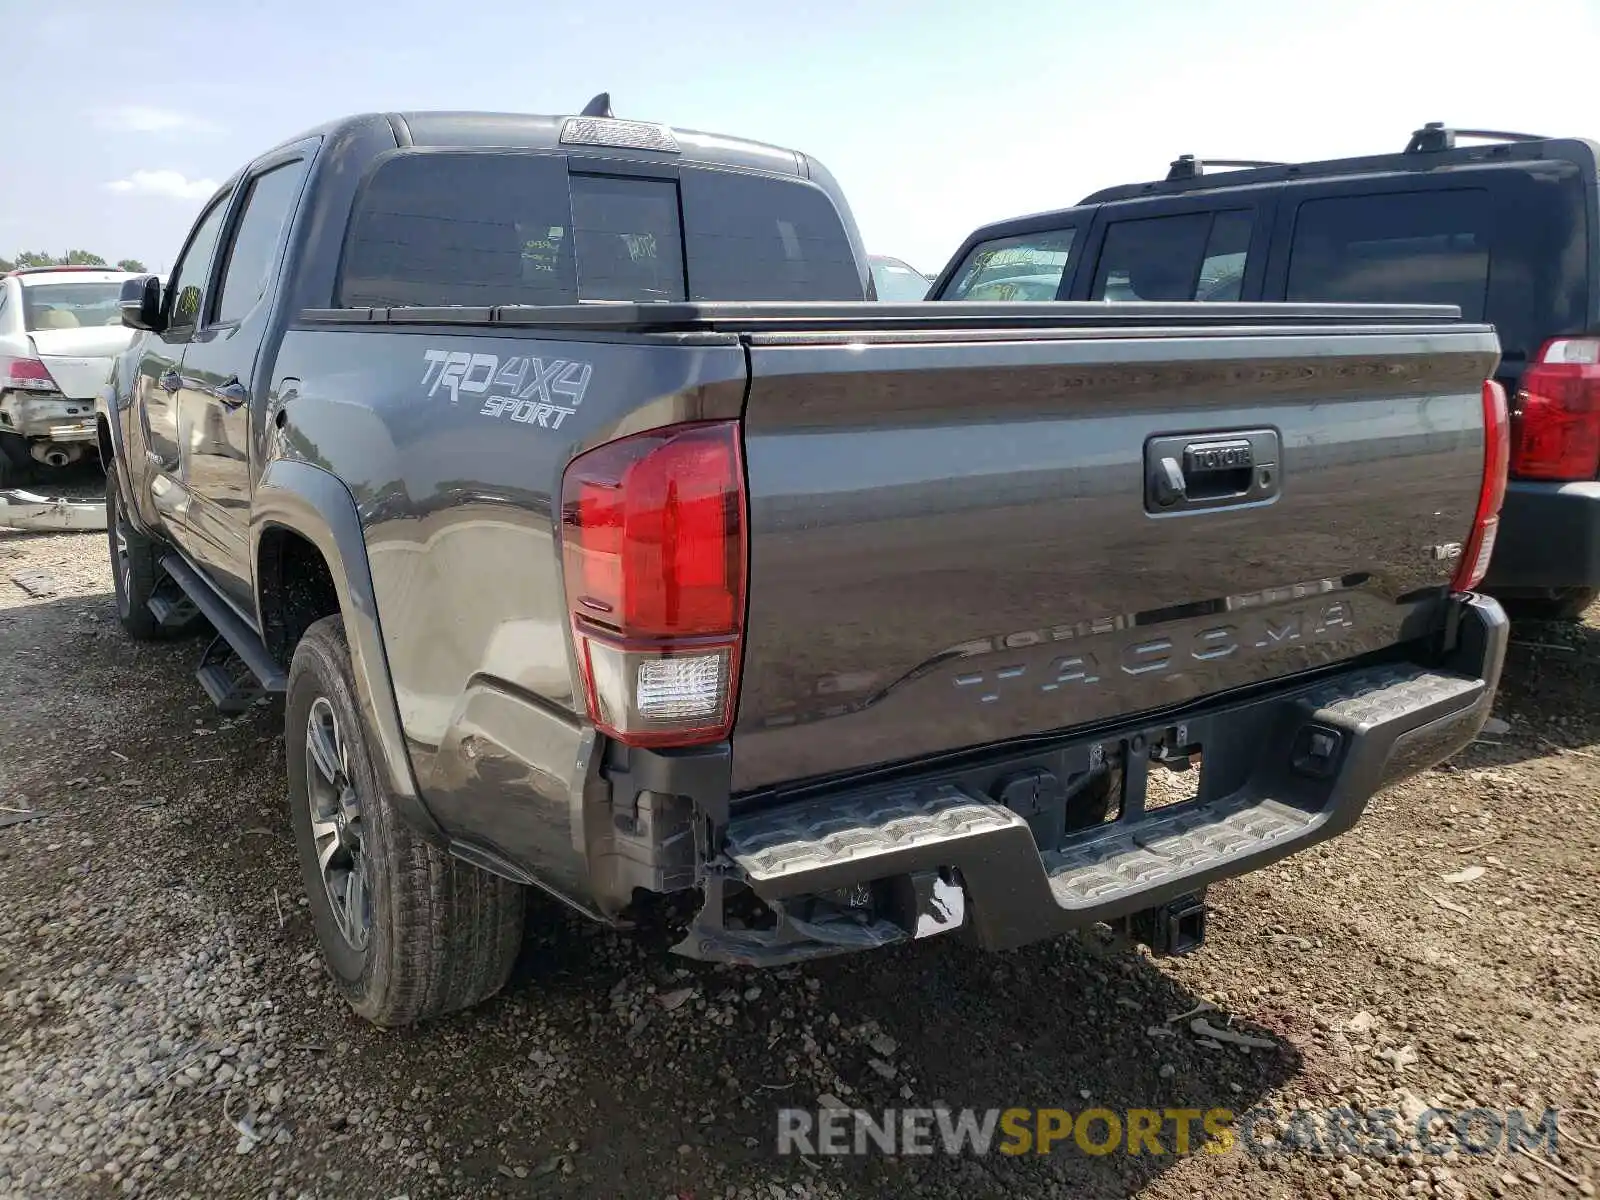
[1001,717,1223,854]
[1090,724,1206,825]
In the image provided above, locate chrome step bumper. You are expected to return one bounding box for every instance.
[699,596,1505,962]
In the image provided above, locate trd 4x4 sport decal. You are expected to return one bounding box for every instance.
[419,348,594,430]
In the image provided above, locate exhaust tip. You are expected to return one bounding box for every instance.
[30,442,83,469]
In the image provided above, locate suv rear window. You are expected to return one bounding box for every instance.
[1286,190,1492,319]
[338,152,860,308]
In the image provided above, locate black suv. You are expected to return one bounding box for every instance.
[929,124,1600,618]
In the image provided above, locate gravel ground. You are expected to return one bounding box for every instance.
[4,486,1600,1199]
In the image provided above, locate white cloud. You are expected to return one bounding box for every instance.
[92,106,224,136]
[105,170,221,201]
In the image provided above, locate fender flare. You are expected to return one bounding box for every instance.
[97,373,165,541]
[95,386,139,526]
[250,458,446,844]
[95,388,122,466]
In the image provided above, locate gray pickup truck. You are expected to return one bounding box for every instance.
[99,101,1510,1027]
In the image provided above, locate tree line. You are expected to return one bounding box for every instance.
[1,251,148,273]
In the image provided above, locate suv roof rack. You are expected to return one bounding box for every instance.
[1165,155,1286,181]
[1403,122,1551,153]
[1077,122,1589,208]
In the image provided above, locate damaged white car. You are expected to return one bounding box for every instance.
[0,266,144,486]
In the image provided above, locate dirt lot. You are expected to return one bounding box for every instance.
[3,504,1600,1199]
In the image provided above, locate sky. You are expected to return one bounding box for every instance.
[8,0,1599,276]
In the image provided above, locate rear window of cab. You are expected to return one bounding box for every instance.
[337,150,864,308]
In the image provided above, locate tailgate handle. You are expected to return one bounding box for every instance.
[1152,455,1187,506]
[1145,429,1280,516]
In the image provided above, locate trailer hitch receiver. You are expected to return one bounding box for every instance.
[1131,892,1207,957]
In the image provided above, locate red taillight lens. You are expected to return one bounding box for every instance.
[1509,337,1600,481]
[560,420,747,747]
[0,356,60,393]
[1453,379,1510,592]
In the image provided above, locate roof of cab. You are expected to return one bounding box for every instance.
[270,108,811,181]
[398,111,808,177]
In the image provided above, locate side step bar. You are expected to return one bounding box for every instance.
[159,554,286,706]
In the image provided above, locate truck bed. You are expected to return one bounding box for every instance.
[301,299,1497,797]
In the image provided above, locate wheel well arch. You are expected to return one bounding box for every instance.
[248,460,433,826]
[96,413,114,465]
[256,523,341,668]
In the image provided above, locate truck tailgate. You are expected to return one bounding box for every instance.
[732,316,1500,792]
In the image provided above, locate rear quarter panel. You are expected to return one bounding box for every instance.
[264,326,746,842]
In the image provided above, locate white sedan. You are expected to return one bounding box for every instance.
[0,266,143,485]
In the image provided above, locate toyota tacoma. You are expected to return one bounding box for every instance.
[99,99,1510,1026]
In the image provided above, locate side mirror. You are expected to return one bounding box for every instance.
[119,275,165,333]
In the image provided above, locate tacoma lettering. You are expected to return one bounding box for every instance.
[955,602,1358,703]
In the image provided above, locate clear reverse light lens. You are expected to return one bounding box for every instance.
[636,654,725,720]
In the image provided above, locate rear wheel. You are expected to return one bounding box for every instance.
[1500,587,1599,622]
[0,433,29,489]
[285,616,525,1026]
[106,468,194,640]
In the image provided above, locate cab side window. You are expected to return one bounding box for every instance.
[166,198,230,333]
[942,230,1077,301]
[213,160,310,325]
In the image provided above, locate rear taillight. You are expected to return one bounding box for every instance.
[559,420,747,747]
[1509,336,1600,481]
[1453,379,1510,592]
[0,356,60,393]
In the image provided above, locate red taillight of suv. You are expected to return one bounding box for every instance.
[1509,336,1600,481]
[0,355,61,393]
[559,420,748,747]
[1453,379,1510,592]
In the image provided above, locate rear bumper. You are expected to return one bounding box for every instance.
[682,593,1506,965]
[0,390,99,443]
[1482,479,1600,592]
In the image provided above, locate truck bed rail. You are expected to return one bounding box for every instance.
[299,299,1470,335]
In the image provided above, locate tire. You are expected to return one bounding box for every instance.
[106,467,202,640]
[1500,587,1600,622]
[0,433,28,489]
[285,616,524,1026]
